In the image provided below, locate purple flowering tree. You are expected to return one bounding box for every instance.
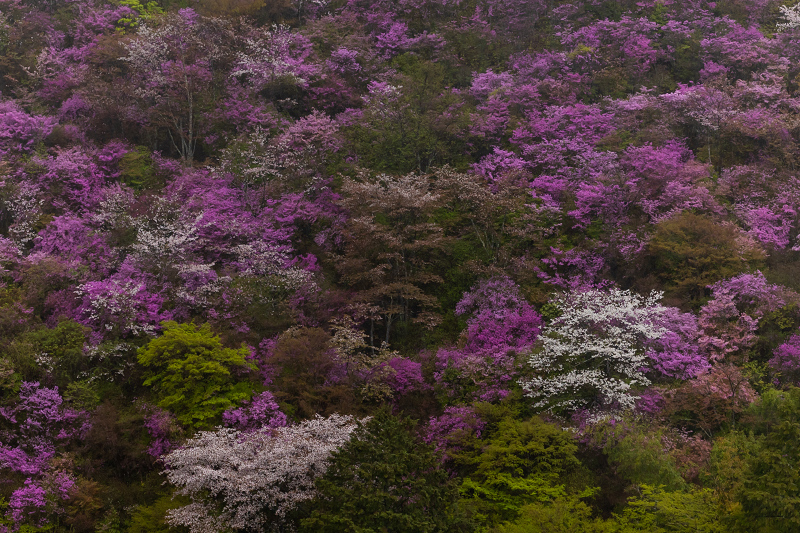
[222,391,288,432]
[435,277,542,402]
[0,382,88,530]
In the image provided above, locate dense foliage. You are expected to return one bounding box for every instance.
[2,0,800,531]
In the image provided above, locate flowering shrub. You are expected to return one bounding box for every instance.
[699,271,795,360]
[769,334,800,385]
[75,278,168,342]
[423,406,484,463]
[0,383,87,530]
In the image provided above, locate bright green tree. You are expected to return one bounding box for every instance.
[597,423,687,492]
[116,0,164,30]
[615,485,723,533]
[497,497,615,533]
[458,417,583,528]
[137,321,254,428]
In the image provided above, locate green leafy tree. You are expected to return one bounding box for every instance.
[0,357,17,399]
[128,495,190,533]
[25,319,88,386]
[598,424,687,492]
[300,409,472,533]
[496,497,615,533]
[734,388,800,531]
[116,0,164,30]
[704,430,757,515]
[614,485,723,533]
[499,485,724,533]
[458,417,583,528]
[137,321,254,428]
[118,146,161,192]
[643,213,763,307]
[347,57,472,174]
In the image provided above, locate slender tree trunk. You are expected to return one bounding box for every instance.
[370,319,375,353]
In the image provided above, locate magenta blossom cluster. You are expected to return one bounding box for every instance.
[423,406,485,463]
[0,383,87,530]
[222,391,288,432]
[436,277,542,401]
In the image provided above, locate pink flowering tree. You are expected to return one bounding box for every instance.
[222,391,288,432]
[32,215,115,279]
[138,402,182,458]
[769,334,800,386]
[162,413,361,532]
[454,277,542,353]
[535,247,610,291]
[0,101,57,156]
[423,405,485,465]
[0,382,88,476]
[698,271,794,361]
[645,306,709,381]
[231,23,318,94]
[74,276,168,343]
[718,166,800,251]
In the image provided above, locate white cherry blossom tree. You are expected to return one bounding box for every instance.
[162,413,361,533]
[778,3,800,31]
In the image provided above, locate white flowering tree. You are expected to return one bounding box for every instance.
[778,3,800,31]
[231,24,317,90]
[122,11,236,161]
[521,289,672,420]
[162,414,360,533]
[131,198,202,277]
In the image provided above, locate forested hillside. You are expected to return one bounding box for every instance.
[1,0,800,531]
